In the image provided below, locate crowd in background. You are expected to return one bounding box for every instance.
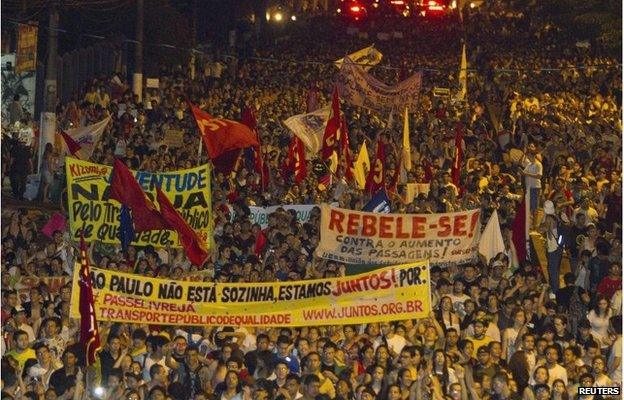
[0,4,622,400]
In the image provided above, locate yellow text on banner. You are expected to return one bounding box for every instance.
[316,204,481,265]
[70,262,431,327]
[65,157,212,248]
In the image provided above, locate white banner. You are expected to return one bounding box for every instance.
[249,205,319,229]
[338,57,422,113]
[317,204,482,265]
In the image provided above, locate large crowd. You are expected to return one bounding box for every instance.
[0,4,622,400]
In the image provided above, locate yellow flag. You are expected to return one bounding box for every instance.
[402,107,411,171]
[458,44,468,101]
[353,142,370,189]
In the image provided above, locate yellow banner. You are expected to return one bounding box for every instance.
[65,158,212,248]
[70,262,431,327]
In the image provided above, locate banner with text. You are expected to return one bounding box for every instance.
[70,262,431,327]
[249,205,319,229]
[317,204,481,265]
[65,158,212,248]
[338,56,422,113]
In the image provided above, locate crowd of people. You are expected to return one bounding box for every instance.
[1,4,622,400]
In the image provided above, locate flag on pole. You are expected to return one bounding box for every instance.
[363,189,391,213]
[353,142,370,189]
[335,45,383,71]
[451,123,464,189]
[79,235,101,367]
[388,153,402,195]
[59,116,111,160]
[458,44,468,101]
[156,186,208,266]
[109,158,167,232]
[284,107,331,154]
[402,107,412,171]
[321,87,341,162]
[189,102,259,159]
[366,141,386,193]
[340,116,353,182]
[478,210,505,263]
[288,136,308,184]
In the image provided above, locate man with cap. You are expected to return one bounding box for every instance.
[11,305,35,342]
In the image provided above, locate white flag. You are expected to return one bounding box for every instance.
[283,107,331,154]
[61,116,111,160]
[335,45,383,71]
[478,209,505,263]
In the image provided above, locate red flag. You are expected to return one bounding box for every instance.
[59,130,81,156]
[109,159,167,232]
[321,87,341,161]
[512,199,527,263]
[451,122,464,188]
[79,235,101,366]
[366,141,386,193]
[156,187,208,266]
[388,153,402,194]
[189,102,259,159]
[340,116,354,182]
[288,136,307,184]
[254,230,267,256]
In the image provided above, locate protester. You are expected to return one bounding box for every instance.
[1,4,622,400]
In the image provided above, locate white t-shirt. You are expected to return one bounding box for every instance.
[547,364,568,385]
[523,159,543,189]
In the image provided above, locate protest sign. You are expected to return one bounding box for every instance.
[65,158,212,248]
[70,262,430,327]
[249,205,319,228]
[163,129,185,148]
[317,204,481,265]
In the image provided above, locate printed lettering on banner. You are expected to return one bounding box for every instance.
[316,204,481,265]
[65,157,212,248]
[69,262,431,327]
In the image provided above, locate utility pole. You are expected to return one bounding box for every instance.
[39,0,59,174]
[133,0,144,102]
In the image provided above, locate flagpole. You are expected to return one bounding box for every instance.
[197,136,203,163]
